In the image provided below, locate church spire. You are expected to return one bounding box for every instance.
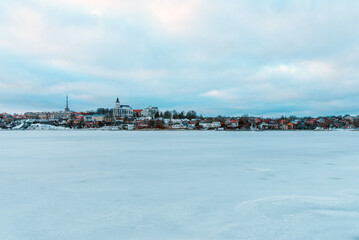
[65,94,70,112]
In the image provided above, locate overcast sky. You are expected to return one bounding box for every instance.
[1,0,359,116]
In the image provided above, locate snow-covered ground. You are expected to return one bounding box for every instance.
[0,131,359,240]
[26,123,70,130]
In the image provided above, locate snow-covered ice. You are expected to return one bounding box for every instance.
[1,131,359,240]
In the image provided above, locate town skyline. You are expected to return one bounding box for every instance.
[2,94,359,119]
[1,1,359,116]
[1,93,359,119]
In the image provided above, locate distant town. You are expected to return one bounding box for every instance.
[1,96,359,131]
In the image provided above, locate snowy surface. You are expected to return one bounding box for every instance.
[12,123,70,130]
[26,123,69,130]
[1,131,359,240]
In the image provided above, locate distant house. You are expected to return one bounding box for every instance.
[14,114,24,119]
[73,115,84,126]
[84,115,94,122]
[39,113,49,120]
[225,119,239,128]
[199,121,221,130]
[259,122,269,130]
[133,109,143,117]
[49,111,70,120]
[24,112,40,119]
[283,122,294,130]
[307,119,317,125]
[141,106,159,118]
[93,115,105,122]
[187,123,196,129]
[84,115,95,128]
[123,124,134,130]
[172,123,186,129]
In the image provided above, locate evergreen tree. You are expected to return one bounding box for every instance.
[163,111,171,118]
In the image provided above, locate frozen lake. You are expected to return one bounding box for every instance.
[1,130,359,240]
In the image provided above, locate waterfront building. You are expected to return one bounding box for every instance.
[113,98,133,118]
[141,106,159,118]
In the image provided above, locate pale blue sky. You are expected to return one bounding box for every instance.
[1,0,359,116]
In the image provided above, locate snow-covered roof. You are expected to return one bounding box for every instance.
[120,105,132,109]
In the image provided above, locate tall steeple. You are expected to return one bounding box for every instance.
[65,94,70,112]
[113,97,120,117]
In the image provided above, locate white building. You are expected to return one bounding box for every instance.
[49,111,71,120]
[199,121,221,130]
[113,98,133,118]
[171,123,186,129]
[141,106,159,118]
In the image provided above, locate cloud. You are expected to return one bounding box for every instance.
[48,58,167,82]
[147,0,204,37]
[89,9,103,16]
[1,0,359,116]
[271,65,297,74]
[201,89,238,101]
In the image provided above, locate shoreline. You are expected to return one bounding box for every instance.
[1,128,357,132]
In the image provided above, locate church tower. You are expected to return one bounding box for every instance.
[113,98,120,117]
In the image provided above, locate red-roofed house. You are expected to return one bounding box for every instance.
[133,109,143,117]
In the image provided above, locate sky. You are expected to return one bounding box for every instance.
[0,0,359,116]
